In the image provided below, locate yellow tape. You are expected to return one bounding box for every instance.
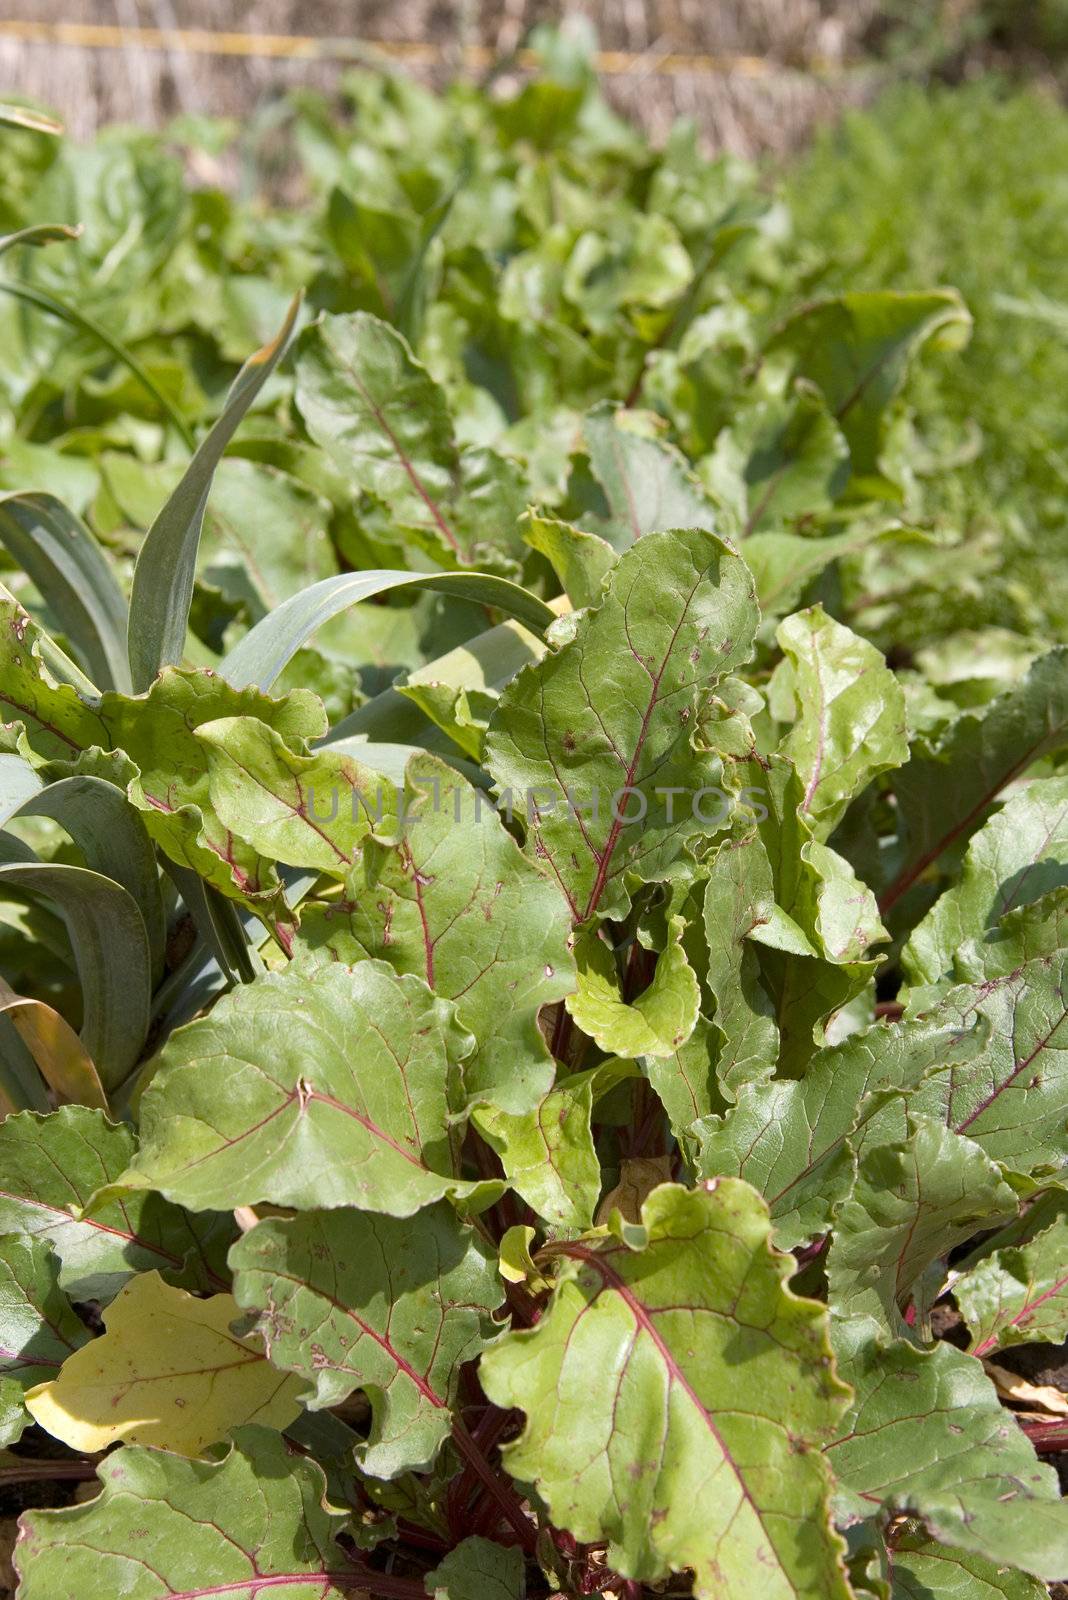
[0,19,842,78]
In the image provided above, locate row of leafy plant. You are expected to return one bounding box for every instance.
[0,39,1066,1600]
[787,77,1068,645]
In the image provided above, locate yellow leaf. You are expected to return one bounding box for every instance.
[499,1224,550,1292]
[0,976,108,1112]
[24,1271,304,1456]
[596,1155,675,1225]
[984,1360,1068,1417]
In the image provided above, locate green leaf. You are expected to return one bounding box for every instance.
[772,605,908,839]
[709,384,850,534]
[890,1530,1047,1600]
[563,214,692,333]
[523,511,615,611]
[0,599,106,760]
[742,757,886,1073]
[25,1271,303,1456]
[0,1107,232,1303]
[0,862,151,1091]
[481,1181,853,1599]
[702,828,779,1095]
[882,648,1068,916]
[870,953,1068,1174]
[385,616,547,758]
[295,309,460,557]
[0,103,63,134]
[293,753,572,1112]
[0,1374,28,1445]
[220,568,554,694]
[643,1013,724,1147]
[826,1118,1017,1334]
[127,294,301,691]
[16,770,166,985]
[0,278,196,450]
[425,1537,525,1600]
[695,1008,989,1249]
[767,290,971,482]
[197,715,386,877]
[0,492,130,691]
[486,527,758,925]
[111,961,487,1216]
[14,1426,368,1599]
[474,1070,601,1231]
[97,668,326,920]
[0,1234,87,1390]
[827,1334,1068,1581]
[230,1204,502,1477]
[954,1210,1068,1357]
[565,921,699,1058]
[741,525,892,623]
[295,310,525,569]
[902,775,1068,993]
[580,403,723,548]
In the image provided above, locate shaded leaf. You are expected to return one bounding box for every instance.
[955,1212,1068,1357]
[695,1009,988,1249]
[581,403,722,548]
[0,1107,232,1303]
[881,648,1068,917]
[0,1234,87,1390]
[827,1334,1068,1580]
[702,828,779,1095]
[902,775,1068,994]
[0,862,151,1091]
[767,290,971,481]
[890,1529,1046,1600]
[425,1536,525,1600]
[0,491,130,691]
[826,1118,1017,1334]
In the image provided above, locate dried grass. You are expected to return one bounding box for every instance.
[0,0,886,153]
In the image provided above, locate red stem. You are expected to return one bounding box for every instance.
[792,1235,829,1271]
[0,1459,98,1485]
[450,1419,537,1554]
[549,1002,574,1066]
[1021,1418,1068,1454]
[342,1566,432,1599]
